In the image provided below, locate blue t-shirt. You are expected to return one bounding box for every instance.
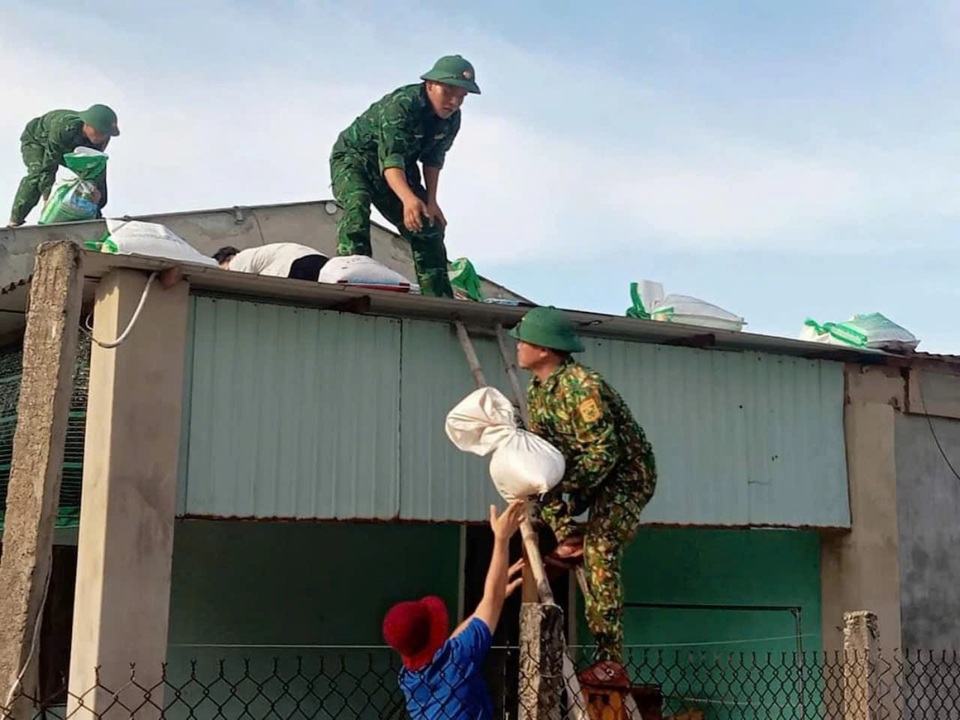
[398,617,494,720]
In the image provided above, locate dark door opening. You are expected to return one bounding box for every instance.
[462,524,572,718]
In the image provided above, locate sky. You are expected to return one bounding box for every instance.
[1,0,958,351]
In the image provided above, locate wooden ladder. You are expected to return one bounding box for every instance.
[454,320,643,720]
[455,320,594,719]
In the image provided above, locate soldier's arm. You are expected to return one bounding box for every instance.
[420,113,460,200]
[42,122,84,194]
[376,93,414,178]
[537,492,578,543]
[562,380,621,493]
[376,94,423,207]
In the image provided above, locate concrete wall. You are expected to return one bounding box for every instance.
[820,365,904,653]
[0,200,524,301]
[896,412,960,648]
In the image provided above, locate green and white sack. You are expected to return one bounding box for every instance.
[39,147,108,225]
[626,280,745,331]
[800,313,919,353]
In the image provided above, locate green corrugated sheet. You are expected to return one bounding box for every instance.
[0,333,90,530]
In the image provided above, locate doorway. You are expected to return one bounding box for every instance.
[462,524,574,717]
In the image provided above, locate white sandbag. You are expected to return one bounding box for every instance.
[800,314,919,353]
[652,294,746,331]
[445,387,565,501]
[627,279,745,331]
[318,255,412,286]
[102,219,219,267]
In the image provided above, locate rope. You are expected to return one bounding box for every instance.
[82,272,158,349]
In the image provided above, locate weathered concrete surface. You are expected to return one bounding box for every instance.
[821,365,904,653]
[66,269,189,720]
[0,242,83,714]
[0,200,525,301]
[518,602,564,720]
[896,411,960,648]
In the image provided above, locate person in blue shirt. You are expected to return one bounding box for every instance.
[382,499,526,719]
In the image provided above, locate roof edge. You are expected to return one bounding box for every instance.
[70,250,948,367]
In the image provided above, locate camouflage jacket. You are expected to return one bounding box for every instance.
[527,359,657,505]
[330,83,460,184]
[12,109,110,224]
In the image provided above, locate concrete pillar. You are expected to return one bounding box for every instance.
[66,269,189,719]
[821,366,904,653]
[519,603,564,720]
[842,611,879,720]
[0,242,83,718]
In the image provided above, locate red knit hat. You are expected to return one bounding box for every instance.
[382,596,450,671]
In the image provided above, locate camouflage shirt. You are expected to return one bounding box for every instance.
[11,109,110,224]
[527,359,657,507]
[330,83,460,183]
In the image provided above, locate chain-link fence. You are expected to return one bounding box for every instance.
[3,647,960,719]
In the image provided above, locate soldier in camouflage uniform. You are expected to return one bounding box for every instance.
[8,104,119,227]
[329,55,480,298]
[510,306,658,676]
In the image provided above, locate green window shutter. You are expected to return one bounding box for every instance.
[0,334,91,530]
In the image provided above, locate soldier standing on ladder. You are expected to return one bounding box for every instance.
[509,306,658,684]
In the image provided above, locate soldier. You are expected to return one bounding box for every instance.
[8,104,119,227]
[329,55,480,298]
[509,306,658,681]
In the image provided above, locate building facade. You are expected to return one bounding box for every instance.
[1,243,959,718]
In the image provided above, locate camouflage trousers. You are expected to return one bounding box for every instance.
[329,154,453,298]
[540,474,655,664]
[10,141,48,225]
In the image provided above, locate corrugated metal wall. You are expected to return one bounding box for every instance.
[179,296,850,527]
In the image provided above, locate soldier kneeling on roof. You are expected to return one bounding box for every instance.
[510,306,659,685]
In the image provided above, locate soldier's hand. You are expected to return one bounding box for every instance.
[424,200,447,228]
[402,196,427,233]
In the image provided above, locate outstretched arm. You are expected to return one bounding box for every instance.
[452,500,526,638]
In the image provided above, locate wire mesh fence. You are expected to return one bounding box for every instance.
[3,647,960,720]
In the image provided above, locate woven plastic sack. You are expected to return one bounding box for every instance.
[626,280,745,331]
[800,313,919,352]
[318,255,412,286]
[95,219,219,266]
[445,386,565,501]
[38,147,108,225]
[449,257,484,301]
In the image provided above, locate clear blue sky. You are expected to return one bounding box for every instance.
[2,0,957,351]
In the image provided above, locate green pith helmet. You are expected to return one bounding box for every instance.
[79,104,120,137]
[420,55,481,95]
[509,306,585,353]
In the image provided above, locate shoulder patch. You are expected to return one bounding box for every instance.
[578,397,602,423]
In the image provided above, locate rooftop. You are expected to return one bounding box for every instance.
[3,247,959,372]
